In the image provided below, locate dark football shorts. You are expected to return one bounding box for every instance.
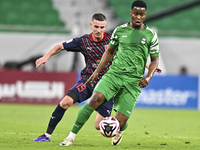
[67,79,114,117]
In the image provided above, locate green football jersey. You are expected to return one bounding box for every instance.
[109,23,159,78]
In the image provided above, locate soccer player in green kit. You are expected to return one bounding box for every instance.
[63,0,159,146]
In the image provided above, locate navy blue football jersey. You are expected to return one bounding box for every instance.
[62,32,112,86]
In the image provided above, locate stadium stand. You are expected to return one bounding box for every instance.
[0,0,69,33]
[107,0,200,37]
[53,0,120,34]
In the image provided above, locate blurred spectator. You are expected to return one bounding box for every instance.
[3,55,43,70]
[179,66,188,75]
[4,61,18,69]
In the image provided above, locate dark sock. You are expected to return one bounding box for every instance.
[46,104,66,134]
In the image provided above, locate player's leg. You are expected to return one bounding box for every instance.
[111,78,141,146]
[46,95,74,134]
[60,107,111,146]
[33,95,74,141]
[34,80,91,142]
[112,111,128,146]
[60,74,117,146]
[60,97,114,146]
[82,75,116,132]
[60,92,105,146]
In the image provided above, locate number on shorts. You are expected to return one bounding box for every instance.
[76,82,86,92]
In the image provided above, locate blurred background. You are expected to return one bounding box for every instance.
[0,0,199,110]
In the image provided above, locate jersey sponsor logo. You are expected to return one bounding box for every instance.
[141,38,146,45]
[87,47,92,51]
[92,64,98,68]
[122,35,127,37]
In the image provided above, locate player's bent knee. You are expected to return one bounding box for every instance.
[60,96,74,109]
[88,92,105,108]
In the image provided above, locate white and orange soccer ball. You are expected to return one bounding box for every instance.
[99,117,120,137]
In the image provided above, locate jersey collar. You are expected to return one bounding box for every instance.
[128,22,147,29]
[89,32,106,43]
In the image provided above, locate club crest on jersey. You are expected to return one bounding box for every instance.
[141,38,146,45]
[105,45,109,51]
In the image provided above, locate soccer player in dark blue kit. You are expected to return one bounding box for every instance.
[33,13,114,143]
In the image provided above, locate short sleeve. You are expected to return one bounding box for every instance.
[109,28,119,48]
[62,37,82,52]
[149,31,159,57]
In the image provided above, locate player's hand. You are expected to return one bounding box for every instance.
[155,67,162,73]
[35,56,47,68]
[84,72,99,87]
[138,76,151,88]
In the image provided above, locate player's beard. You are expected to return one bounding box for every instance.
[95,32,103,40]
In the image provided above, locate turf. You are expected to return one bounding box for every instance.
[0,103,200,150]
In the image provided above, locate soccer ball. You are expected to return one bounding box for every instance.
[99,117,120,137]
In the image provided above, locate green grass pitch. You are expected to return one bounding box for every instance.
[0,103,200,150]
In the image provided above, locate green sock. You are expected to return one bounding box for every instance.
[120,121,128,131]
[71,103,95,134]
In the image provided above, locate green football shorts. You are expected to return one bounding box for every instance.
[94,71,141,118]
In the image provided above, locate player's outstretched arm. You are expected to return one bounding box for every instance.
[35,44,64,68]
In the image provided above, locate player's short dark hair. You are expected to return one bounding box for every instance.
[131,0,147,10]
[92,13,107,21]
